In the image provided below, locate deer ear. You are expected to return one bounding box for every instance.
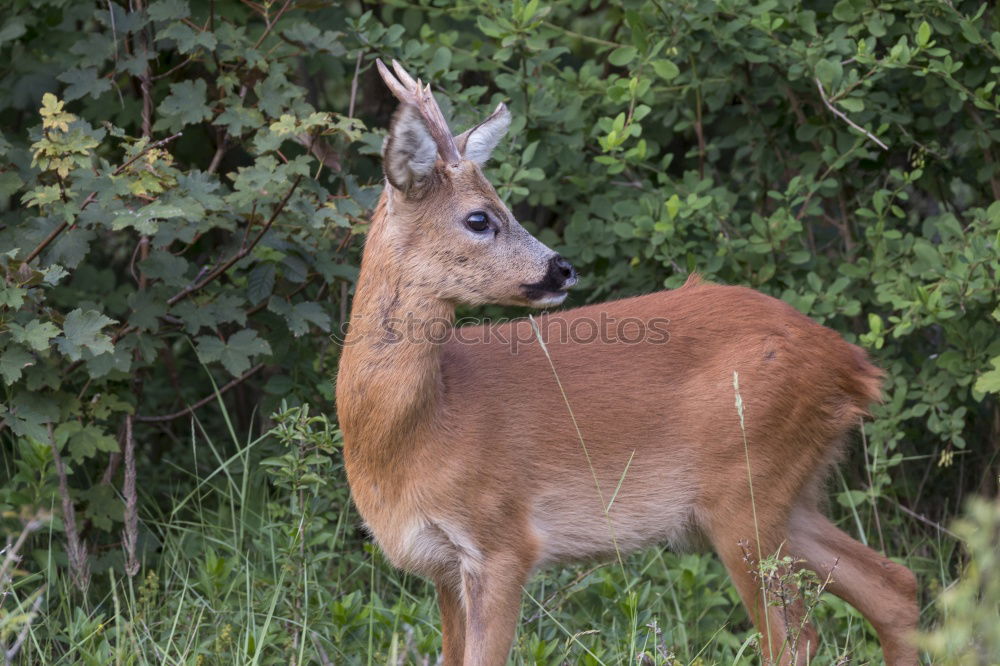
[383,103,438,192]
[456,103,510,166]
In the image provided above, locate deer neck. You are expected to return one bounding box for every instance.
[336,193,454,479]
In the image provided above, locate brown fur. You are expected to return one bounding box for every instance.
[336,75,919,665]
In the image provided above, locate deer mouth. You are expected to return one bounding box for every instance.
[521,287,570,307]
[520,282,576,307]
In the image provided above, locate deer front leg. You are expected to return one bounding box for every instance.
[460,554,532,666]
[437,577,466,666]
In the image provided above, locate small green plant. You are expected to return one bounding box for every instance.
[740,540,834,663]
[918,497,1000,664]
[0,510,49,663]
[260,402,344,664]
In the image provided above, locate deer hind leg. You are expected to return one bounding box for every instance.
[788,507,919,666]
[435,576,466,666]
[705,507,819,665]
[460,551,533,666]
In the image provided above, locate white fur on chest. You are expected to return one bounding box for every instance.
[374,515,483,578]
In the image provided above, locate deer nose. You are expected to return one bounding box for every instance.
[551,255,577,287]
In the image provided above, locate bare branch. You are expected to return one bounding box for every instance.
[49,426,89,592]
[123,414,139,576]
[23,221,71,265]
[207,129,228,174]
[135,363,265,422]
[135,0,153,139]
[894,501,959,539]
[166,174,303,307]
[252,0,294,50]
[152,54,195,81]
[814,78,888,151]
[348,50,363,118]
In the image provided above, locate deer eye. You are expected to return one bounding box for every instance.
[465,212,490,233]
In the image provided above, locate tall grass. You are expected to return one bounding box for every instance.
[0,398,983,665]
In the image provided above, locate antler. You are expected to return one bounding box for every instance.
[376,58,461,165]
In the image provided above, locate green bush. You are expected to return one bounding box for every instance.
[918,497,1000,664]
[0,0,997,663]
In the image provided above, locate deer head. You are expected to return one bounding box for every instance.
[376,58,577,308]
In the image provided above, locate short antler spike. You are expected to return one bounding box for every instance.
[376,58,461,165]
[391,59,419,89]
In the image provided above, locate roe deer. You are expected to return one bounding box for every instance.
[335,59,919,665]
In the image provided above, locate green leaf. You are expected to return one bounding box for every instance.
[215,103,265,136]
[247,263,276,305]
[0,285,26,308]
[916,21,932,47]
[0,171,23,198]
[89,393,134,419]
[172,300,217,335]
[959,19,981,45]
[0,17,27,47]
[48,229,95,269]
[836,488,868,508]
[665,194,681,220]
[58,68,112,101]
[41,264,69,285]
[208,295,248,328]
[140,250,189,286]
[912,239,941,271]
[127,290,167,331]
[832,0,862,22]
[57,309,117,361]
[148,0,190,22]
[798,10,818,36]
[69,33,115,68]
[267,299,331,337]
[974,357,1000,395]
[609,46,637,67]
[651,59,680,81]
[4,392,59,441]
[196,329,271,376]
[78,483,124,530]
[111,202,186,235]
[156,79,212,132]
[22,184,62,208]
[57,422,119,464]
[280,22,345,56]
[838,97,864,113]
[429,46,452,75]
[172,295,247,335]
[476,15,504,38]
[815,58,843,89]
[9,320,60,351]
[0,344,33,384]
[157,20,217,54]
